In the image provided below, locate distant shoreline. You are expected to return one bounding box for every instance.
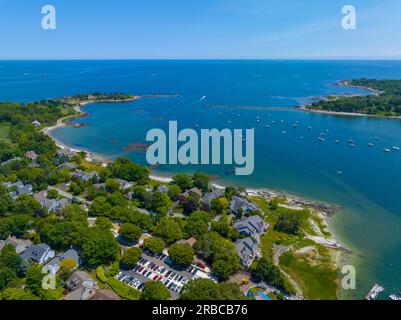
[301,80,401,119]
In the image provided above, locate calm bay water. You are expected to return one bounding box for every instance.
[1,60,401,299]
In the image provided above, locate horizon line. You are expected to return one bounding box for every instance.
[2,57,401,61]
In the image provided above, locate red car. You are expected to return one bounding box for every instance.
[153,275,159,280]
[197,262,206,269]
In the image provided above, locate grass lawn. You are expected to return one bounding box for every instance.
[279,249,339,300]
[250,195,340,300]
[80,160,104,173]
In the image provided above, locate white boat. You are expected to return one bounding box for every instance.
[392,146,400,151]
[293,124,297,128]
[265,125,271,128]
[282,131,287,134]
[350,144,356,148]
[368,143,374,147]
[348,139,354,144]
[307,126,312,130]
[337,171,343,175]
[227,120,232,124]
[335,140,340,144]
[389,294,401,301]
[318,137,325,142]
[384,149,391,153]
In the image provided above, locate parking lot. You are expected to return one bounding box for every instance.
[115,251,211,299]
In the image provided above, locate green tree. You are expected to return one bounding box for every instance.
[0,267,18,291]
[62,204,87,222]
[255,258,295,295]
[211,197,229,214]
[89,196,112,217]
[154,217,183,243]
[192,172,210,193]
[143,237,166,254]
[95,216,113,230]
[274,213,301,235]
[47,189,58,199]
[69,182,82,195]
[167,184,181,201]
[180,279,244,300]
[0,244,23,275]
[121,247,142,269]
[105,179,120,193]
[199,232,240,279]
[110,157,149,183]
[150,191,172,215]
[168,243,194,267]
[81,228,120,267]
[171,174,192,190]
[119,223,142,243]
[141,281,170,300]
[25,264,44,297]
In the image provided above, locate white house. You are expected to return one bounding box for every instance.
[20,244,55,265]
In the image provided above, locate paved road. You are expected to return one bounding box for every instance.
[47,186,92,205]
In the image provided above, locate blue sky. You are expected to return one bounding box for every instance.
[1,0,401,59]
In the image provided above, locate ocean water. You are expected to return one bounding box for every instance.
[1,60,401,299]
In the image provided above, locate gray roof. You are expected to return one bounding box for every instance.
[202,190,224,205]
[156,185,169,193]
[71,170,98,181]
[235,237,258,266]
[45,249,80,269]
[229,196,259,213]
[234,215,267,237]
[20,243,51,262]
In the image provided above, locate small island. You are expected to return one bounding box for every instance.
[306,79,401,117]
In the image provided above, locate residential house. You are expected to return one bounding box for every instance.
[34,191,70,214]
[3,181,33,200]
[43,248,80,275]
[235,237,260,267]
[202,189,224,205]
[56,148,76,159]
[176,237,197,248]
[71,169,99,182]
[229,196,260,214]
[25,150,38,161]
[58,162,77,169]
[233,215,269,241]
[182,187,203,198]
[31,120,41,127]
[3,236,32,254]
[156,185,169,193]
[43,198,69,213]
[20,243,55,265]
[64,271,98,300]
[116,179,134,190]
